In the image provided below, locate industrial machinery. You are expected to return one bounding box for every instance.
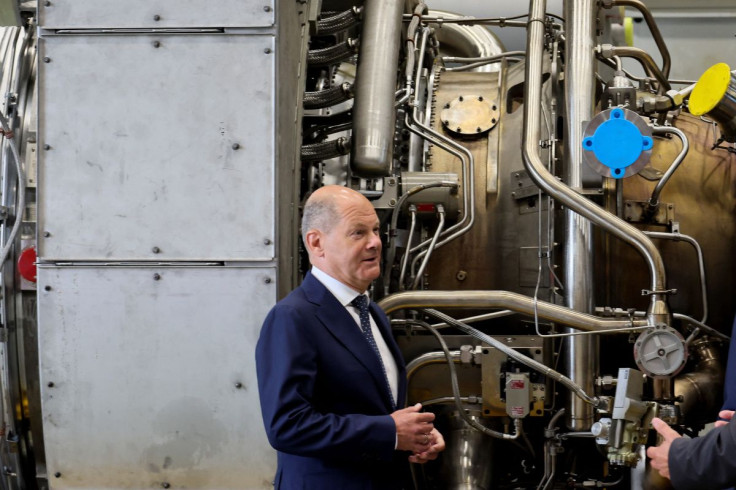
[0,0,731,488]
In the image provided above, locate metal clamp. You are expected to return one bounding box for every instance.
[641,288,677,296]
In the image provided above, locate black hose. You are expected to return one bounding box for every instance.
[315,7,361,36]
[307,39,358,66]
[303,82,353,110]
[301,137,351,162]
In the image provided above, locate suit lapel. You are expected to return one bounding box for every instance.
[302,273,395,411]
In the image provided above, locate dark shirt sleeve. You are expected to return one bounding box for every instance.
[255,304,397,462]
[669,421,736,490]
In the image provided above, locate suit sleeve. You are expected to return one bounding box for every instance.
[255,304,397,462]
[669,421,736,490]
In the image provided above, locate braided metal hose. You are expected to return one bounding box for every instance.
[301,137,351,162]
[315,7,361,36]
[307,39,358,66]
[303,82,353,110]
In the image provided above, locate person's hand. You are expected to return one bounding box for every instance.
[409,427,446,464]
[391,403,435,453]
[646,417,682,480]
[715,410,734,428]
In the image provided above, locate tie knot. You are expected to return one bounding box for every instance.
[351,294,369,312]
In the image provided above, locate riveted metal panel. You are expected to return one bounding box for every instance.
[37,34,275,261]
[39,0,274,29]
[37,265,276,489]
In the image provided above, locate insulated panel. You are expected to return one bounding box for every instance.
[37,34,275,261]
[37,266,277,489]
[39,0,274,29]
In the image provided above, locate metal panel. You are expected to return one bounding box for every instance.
[37,34,275,261]
[39,0,274,29]
[0,0,19,26]
[37,266,277,489]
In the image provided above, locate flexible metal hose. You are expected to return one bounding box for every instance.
[307,38,357,66]
[315,7,361,36]
[300,137,350,162]
[303,82,353,110]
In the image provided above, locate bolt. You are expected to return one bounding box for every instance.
[43,144,51,150]
[476,127,481,133]
[152,41,161,48]
[478,96,483,101]
[387,178,396,186]
[492,105,497,111]
[388,199,397,206]
[264,238,272,245]
[458,96,464,102]
[232,143,242,150]
[43,231,51,237]
[234,382,243,389]
[43,57,50,63]
[54,472,61,478]
[152,247,160,254]
[153,15,161,21]
[263,5,272,12]
[444,103,450,109]
[264,48,272,54]
[153,273,161,281]
[456,127,462,132]
[47,382,54,388]
[456,270,467,281]
[44,0,51,5]
[264,277,272,284]
[491,118,496,124]
[44,285,52,291]
[161,484,170,489]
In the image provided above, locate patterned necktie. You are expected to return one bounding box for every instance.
[351,294,396,409]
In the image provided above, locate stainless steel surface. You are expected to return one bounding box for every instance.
[521,0,670,324]
[38,266,277,489]
[39,0,274,29]
[37,34,275,261]
[429,9,506,73]
[562,0,596,431]
[351,0,403,177]
[378,290,648,331]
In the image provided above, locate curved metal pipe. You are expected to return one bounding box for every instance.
[429,9,506,73]
[648,126,689,207]
[351,0,404,177]
[610,0,671,79]
[604,45,671,93]
[378,290,648,332]
[645,232,707,324]
[522,0,669,325]
[410,204,445,288]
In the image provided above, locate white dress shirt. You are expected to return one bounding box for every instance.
[311,266,399,404]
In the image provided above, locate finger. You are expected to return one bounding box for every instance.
[715,420,727,428]
[651,418,679,441]
[719,410,734,420]
[412,412,436,423]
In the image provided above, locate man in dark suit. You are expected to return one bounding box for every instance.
[256,185,445,489]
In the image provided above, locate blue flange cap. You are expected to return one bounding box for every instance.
[582,108,653,179]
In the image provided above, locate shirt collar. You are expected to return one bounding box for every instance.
[310,266,365,307]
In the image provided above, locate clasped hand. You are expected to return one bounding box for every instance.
[391,403,446,464]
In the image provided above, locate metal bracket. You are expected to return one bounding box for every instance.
[641,289,677,296]
[624,200,675,225]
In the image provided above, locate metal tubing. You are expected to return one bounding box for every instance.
[644,232,706,323]
[398,207,417,289]
[562,0,597,430]
[521,0,670,328]
[377,290,648,332]
[410,205,445,289]
[606,46,671,93]
[648,129,688,206]
[351,0,404,177]
[611,0,671,79]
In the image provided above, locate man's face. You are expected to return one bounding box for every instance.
[316,196,382,292]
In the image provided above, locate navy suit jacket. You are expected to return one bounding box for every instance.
[669,420,736,489]
[256,271,409,490]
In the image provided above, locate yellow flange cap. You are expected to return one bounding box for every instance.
[689,63,732,116]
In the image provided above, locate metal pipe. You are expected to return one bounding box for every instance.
[610,0,671,79]
[562,0,597,431]
[351,0,403,177]
[398,207,417,290]
[378,290,648,332]
[521,0,669,328]
[644,232,706,323]
[429,9,507,73]
[649,127,689,207]
[443,51,525,72]
[406,350,460,380]
[603,45,671,93]
[410,205,445,289]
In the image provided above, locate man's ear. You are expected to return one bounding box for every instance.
[304,229,324,257]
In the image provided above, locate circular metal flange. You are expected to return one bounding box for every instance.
[440,95,499,137]
[633,325,688,378]
[582,107,653,179]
